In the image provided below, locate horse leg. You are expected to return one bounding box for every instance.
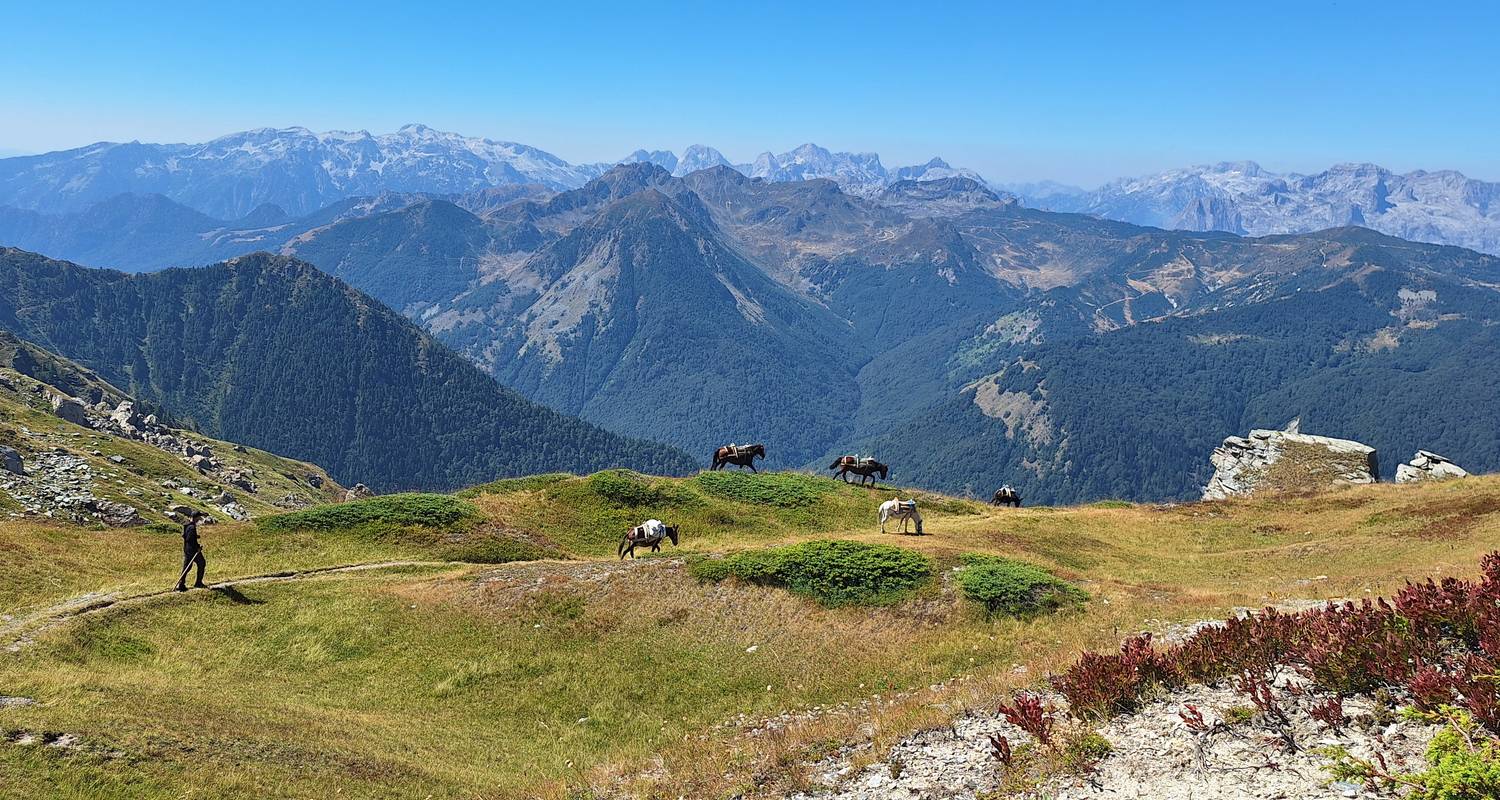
[748,462,757,473]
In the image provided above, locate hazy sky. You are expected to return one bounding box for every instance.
[4,0,1497,187]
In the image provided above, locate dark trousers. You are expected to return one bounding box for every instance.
[179,549,206,588]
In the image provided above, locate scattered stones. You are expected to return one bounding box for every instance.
[1395,450,1469,483]
[794,679,1431,800]
[218,502,249,521]
[1204,423,1378,500]
[86,499,143,527]
[0,445,22,476]
[0,696,35,709]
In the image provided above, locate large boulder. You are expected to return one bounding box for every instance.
[344,483,374,502]
[1395,451,1469,483]
[0,445,22,476]
[1203,428,1378,500]
[48,393,92,428]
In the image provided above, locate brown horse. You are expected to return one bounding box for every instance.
[829,455,889,486]
[618,521,680,559]
[992,486,1022,507]
[711,443,765,472]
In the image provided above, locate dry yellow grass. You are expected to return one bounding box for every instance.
[1,472,1496,798]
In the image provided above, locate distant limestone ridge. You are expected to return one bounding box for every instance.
[1023,160,1500,256]
[0,125,597,218]
[1202,425,1379,500]
[0,125,992,220]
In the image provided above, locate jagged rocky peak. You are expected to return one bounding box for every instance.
[1395,450,1469,483]
[1202,423,1379,500]
[673,144,732,176]
[619,149,679,173]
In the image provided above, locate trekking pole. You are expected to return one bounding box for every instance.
[175,548,204,588]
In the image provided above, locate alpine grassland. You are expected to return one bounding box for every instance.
[2,471,1499,798]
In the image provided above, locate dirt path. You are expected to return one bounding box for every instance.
[1,560,457,652]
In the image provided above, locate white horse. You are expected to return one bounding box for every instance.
[878,498,923,534]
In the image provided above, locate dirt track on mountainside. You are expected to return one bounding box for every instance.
[0,560,457,651]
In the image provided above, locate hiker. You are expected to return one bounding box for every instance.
[175,511,207,591]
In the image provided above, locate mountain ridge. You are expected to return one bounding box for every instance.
[0,247,698,491]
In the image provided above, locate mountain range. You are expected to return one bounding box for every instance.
[0,125,981,221]
[1020,161,1500,256]
[4,126,1500,502]
[5,158,1498,502]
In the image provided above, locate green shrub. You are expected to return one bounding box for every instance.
[694,471,832,509]
[456,473,572,498]
[258,493,482,533]
[955,554,1088,616]
[587,470,694,508]
[690,539,931,606]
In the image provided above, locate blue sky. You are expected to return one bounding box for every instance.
[3,0,1497,186]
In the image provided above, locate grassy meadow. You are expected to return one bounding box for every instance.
[2,469,1498,798]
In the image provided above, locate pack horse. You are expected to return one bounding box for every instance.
[829,455,889,486]
[618,519,680,559]
[712,443,766,472]
[879,498,923,534]
[992,485,1022,507]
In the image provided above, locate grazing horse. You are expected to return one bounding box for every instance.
[879,498,923,534]
[992,485,1022,508]
[829,455,889,486]
[712,443,766,472]
[618,520,680,559]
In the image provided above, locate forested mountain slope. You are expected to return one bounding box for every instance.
[0,248,696,491]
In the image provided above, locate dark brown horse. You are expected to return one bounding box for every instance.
[711,443,765,472]
[992,486,1022,508]
[829,456,889,486]
[618,521,680,559]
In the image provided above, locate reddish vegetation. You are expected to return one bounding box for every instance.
[1052,552,1500,733]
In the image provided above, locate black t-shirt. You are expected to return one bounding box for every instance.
[182,521,200,552]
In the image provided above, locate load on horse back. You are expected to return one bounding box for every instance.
[712,443,766,472]
[619,519,680,559]
[879,498,923,534]
[992,485,1022,508]
[829,455,889,486]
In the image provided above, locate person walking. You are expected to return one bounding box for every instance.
[175,511,207,591]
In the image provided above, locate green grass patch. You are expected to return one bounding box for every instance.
[258,493,482,534]
[588,469,698,508]
[690,539,932,606]
[694,471,833,508]
[955,553,1088,617]
[455,473,573,498]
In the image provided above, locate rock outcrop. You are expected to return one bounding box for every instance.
[344,483,374,502]
[1203,428,1378,500]
[1395,450,1469,483]
[48,394,91,428]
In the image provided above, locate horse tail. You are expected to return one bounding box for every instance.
[829,457,842,470]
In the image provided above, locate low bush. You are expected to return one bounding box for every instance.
[689,539,932,606]
[1051,551,1500,738]
[694,471,832,509]
[258,493,482,533]
[955,554,1087,617]
[588,470,694,508]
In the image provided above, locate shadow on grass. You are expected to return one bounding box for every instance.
[208,586,264,605]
